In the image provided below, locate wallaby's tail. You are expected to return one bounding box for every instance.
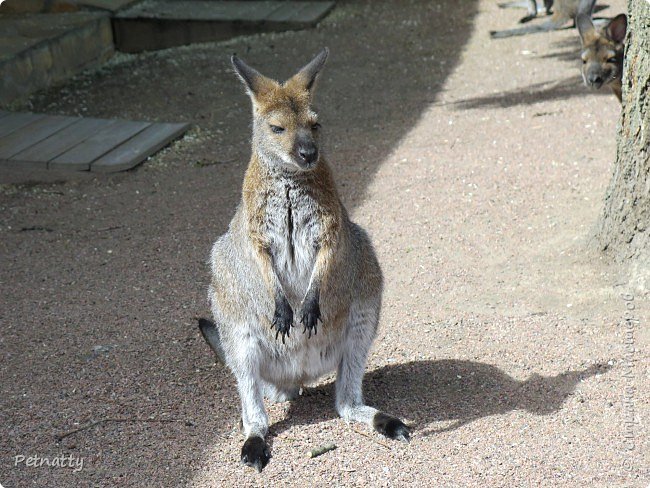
[198,318,226,363]
[490,18,566,38]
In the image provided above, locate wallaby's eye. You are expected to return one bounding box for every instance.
[270,125,285,134]
[311,123,321,131]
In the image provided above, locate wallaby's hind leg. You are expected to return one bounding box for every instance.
[234,354,271,472]
[198,317,271,471]
[544,0,553,14]
[497,0,546,23]
[335,303,410,441]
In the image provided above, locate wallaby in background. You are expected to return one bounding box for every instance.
[576,13,627,102]
[498,0,555,24]
[490,0,595,38]
[199,48,410,472]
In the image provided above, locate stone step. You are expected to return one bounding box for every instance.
[0,12,114,104]
[113,0,335,53]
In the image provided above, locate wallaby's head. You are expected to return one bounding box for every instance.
[232,49,329,172]
[577,13,627,90]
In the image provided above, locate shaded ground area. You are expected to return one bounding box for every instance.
[0,0,648,487]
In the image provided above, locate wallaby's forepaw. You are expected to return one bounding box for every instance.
[373,412,411,442]
[241,436,270,472]
[272,296,294,344]
[299,297,321,338]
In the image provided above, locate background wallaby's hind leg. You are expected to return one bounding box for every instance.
[335,303,410,441]
[498,0,547,23]
[520,0,539,23]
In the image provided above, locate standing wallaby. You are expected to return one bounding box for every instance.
[498,0,555,24]
[199,48,410,472]
[576,13,627,102]
[490,0,595,38]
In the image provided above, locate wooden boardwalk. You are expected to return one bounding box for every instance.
[0,111,189,173]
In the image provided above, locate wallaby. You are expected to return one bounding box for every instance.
[498,0,555,24]
[576,13,627,102]
[490,0,595,38]
[199,48,410,472]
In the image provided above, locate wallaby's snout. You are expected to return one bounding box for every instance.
[585,66,606,89]
[231,48,328,172]
[294,131,319,168]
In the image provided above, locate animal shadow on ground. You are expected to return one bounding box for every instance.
[453,76,610,109]
[270,360,610,438]
[537,37,582,63]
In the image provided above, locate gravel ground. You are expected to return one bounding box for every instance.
[1,0,648,487]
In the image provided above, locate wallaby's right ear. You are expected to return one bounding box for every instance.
[576,13,596,44]
[606,14,627,44]
[231,55,274,97]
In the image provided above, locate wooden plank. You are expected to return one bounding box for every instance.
[0,115,79,162]
[12,118,112,166]
[286,1,334,23]
[0,113,46,139]
[50,120,151,171]
[91,122,189,173]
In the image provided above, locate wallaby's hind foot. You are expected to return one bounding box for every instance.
[198,318,226,363]
[373,412,411,442]
[241,436,270,472]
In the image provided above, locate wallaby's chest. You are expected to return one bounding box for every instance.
[265,184,321,301]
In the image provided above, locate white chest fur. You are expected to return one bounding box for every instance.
[266,182,320,305]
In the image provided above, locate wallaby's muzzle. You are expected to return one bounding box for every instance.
[584,64,608,89]
[293,134,319,169]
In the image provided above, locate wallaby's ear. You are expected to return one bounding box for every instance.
[606,14,627,44]
[231,55,275,97]
[286,48,329,95]
[576,13,596,44]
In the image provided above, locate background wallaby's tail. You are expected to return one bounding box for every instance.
[490,18,566,38]
[198,318,226,363]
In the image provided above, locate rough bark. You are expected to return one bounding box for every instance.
[596,1,650,270]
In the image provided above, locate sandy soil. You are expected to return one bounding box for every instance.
[1,0,648,486]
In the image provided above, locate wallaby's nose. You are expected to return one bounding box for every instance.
[588,73,603,86]
[298,146,318,165]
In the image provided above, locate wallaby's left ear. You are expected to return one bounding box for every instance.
[606,14,627,44]
[287,48,329,95]
[576,13,596,44]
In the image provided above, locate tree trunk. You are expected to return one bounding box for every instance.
[596,1,650,271]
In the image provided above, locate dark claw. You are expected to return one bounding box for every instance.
[272,295,293,343]
[373,412,411,442]
[241,436,271,472]
[299,297,321,339]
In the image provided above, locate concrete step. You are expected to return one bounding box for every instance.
[114,0,335,53]
[0,12,114,104]
[0,0,142,14]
